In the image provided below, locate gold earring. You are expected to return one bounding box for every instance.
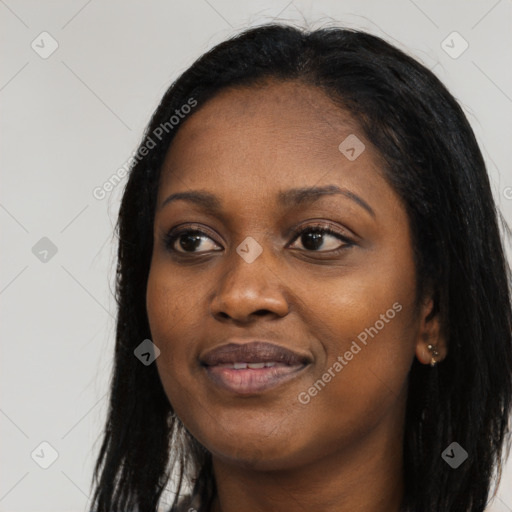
[427,344,439,367]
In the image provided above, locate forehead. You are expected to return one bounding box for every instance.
[158,80,390,212]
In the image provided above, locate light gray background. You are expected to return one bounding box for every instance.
[1,1,511,511]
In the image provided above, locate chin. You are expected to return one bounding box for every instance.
[199,425,313,472]
[210,445,302,471]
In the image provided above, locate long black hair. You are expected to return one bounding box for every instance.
[90,23,512,512]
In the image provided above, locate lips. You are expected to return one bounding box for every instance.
[200,341,312,394]
[201,341,311,366]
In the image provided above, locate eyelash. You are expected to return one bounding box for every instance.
[163,222,354,256]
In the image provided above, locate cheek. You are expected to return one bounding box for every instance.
[146,264,198,395]
[287,294,417,461]
[314,301,416,402]
[146,260,201,341]
[311,265,417,421]
[307,245,417,363]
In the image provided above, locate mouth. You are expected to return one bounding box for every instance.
[200,341,312,395]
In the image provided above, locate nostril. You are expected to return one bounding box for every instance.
[254,309,271,316]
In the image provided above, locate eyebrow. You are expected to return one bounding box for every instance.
[160,185,375,218]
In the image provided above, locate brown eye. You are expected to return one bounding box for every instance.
[164,229,221,253]
[288,225,354,253]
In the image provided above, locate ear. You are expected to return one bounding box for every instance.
[414,294,448,366]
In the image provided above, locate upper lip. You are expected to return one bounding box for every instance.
[200,341,312,366]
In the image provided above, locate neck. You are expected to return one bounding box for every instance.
[209,400,406,512]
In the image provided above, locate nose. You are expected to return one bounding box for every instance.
[209,246,290,323]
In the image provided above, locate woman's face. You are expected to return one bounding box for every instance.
[146,80,441,470]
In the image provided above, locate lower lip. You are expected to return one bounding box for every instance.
[203,364,307,394]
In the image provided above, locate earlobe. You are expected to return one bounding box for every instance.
[415,295,447,366]
[416,341,443,366]
[416,333,447,367]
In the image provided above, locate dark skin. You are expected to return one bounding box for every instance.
[146,80,447,512]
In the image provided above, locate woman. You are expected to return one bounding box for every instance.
[90,23,512,512]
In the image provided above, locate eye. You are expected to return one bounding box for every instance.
[288,223,354,253]
[163,226,222,254]
[163,222,354,255]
